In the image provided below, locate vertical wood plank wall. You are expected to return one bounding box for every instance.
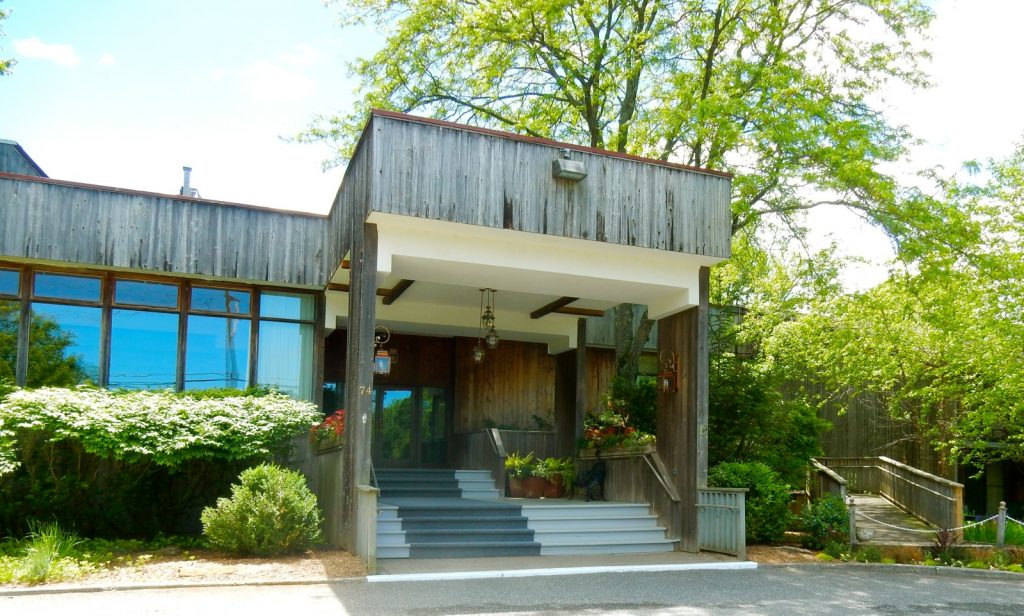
[369,114,731,259]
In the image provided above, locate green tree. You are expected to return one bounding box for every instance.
[0,2,14,76]
[774,144,1024,470]
[0,302,87,386]
[304,0,934,376]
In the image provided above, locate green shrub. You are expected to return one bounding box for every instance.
[708,461,791,543]
[0,386,319,537]
[201,464,322,556]
[800,494,849,550]
[854,544,883,563]
[19,521,82,584]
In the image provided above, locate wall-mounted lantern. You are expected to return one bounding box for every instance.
[552,149,587,181]
[373,327,392,375]
[657,351,679,394]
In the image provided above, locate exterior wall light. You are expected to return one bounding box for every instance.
[373,326,392,375]
[657,350,679,393]
[552,150,587,181]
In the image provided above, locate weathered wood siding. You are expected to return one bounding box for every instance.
[369,114,731,259]
[0,175,329,286]
[453,337,556,433]
[326,127,374,274]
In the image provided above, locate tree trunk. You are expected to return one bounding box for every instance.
[614,303,655,383]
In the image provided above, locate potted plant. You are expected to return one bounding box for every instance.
[310,409,345,452]
[523,464,548,499]
[535,456,575,498]
[504,451,535,498]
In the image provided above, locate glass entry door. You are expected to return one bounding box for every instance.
[373,386,448,468]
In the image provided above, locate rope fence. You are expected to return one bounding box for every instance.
[847,498,1021,548]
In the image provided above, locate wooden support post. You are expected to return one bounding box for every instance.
[655,266,709,553]
[575,318,587,446]
[847,496,857,550]
[997,501,1007,548]
[342,222,377,552]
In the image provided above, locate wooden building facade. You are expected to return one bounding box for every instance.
[0,111,733,556]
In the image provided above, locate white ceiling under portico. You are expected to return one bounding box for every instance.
[327,212,724,353]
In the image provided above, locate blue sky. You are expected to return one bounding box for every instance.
[2,0,1023,286]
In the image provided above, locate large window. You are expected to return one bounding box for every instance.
[257,292,314,400]
[1,264,317,399]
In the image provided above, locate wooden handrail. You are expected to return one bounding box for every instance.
[877,456,962,488]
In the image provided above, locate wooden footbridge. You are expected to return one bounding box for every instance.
[809,457,964,544]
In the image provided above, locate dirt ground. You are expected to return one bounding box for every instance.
[1,545,821,590]
[1,548,367,590]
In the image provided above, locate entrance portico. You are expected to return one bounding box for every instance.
[324,110,732,560]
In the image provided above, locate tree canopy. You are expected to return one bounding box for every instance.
[306,0,933,241]
[0,2,13,76]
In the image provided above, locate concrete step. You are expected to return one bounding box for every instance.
[520,503,653,519]
[402,528,535,543]
[406,541,541,559]
[399,515,529,531]
[377,479,461,490]
[378,487,463,498]
[377,544,410,558]
[395,504,524,519]
[540,539,676,556]
[532,527,670,544]
[526,514,659,531]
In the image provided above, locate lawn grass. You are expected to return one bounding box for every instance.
[963,518,1024,546]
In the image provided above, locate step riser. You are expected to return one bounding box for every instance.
[409,545,541,559]
[540,543,675,556]
[403,531,535,543]
[533,529,669,543]
[520,506,651,519]
[396,508,523,519]
[401,518,529,531]
[527,517,658,531]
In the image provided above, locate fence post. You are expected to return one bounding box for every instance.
[997,501,1007,549]
[847,496,857,551]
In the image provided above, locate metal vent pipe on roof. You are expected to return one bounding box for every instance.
[180,166,193,197]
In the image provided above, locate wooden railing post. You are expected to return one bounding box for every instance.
[997,501,1007,548]
[847,496,857,550]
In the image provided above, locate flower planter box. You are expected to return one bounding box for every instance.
[312,434,345,453]
[578,444,656,459]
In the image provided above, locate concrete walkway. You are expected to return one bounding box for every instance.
[374,550,739,576]
[851,493,936,544]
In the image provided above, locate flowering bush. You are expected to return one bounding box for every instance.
[0,386,320,474]
[0,386,321,537]
[310,409,345,445]
[580,408,655,451]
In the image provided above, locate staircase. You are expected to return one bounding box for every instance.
[375,468,676,559]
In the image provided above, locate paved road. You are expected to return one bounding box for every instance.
[3,566,1023,615]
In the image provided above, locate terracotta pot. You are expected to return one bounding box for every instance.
[523,476,547,498]
[543,476,565,498]
[508,476,525,498]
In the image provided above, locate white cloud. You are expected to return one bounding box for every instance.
[13,37,80,67]
[98,52,116,66]
[281,44,319,67]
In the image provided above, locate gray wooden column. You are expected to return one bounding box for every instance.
[342,222,377,551]
[574,318,588,445]
[656,265,709,552]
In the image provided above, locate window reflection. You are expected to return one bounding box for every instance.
[0,300,19,382]
[116,280,179,308]
[260,292,313,321]
[34,272,101,302]
[257,320,313,400]
[185,315,250,390]
[108,309,178,390]
[29,303,101,386]
[0,269,18,296]
[191,287,250,315]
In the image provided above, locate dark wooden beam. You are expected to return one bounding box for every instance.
[553,306,605,318]
[575,318,587,446]
[382,279,414,306]
[530,296,579,319]
[327,282,390,297]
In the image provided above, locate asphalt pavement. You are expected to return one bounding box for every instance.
[3,565,1023,615]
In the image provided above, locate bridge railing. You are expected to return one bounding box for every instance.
[814,456,963,530]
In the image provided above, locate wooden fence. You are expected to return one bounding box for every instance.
[815,456,963,530]
[697,488,747,559]
[808,458,848,500]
